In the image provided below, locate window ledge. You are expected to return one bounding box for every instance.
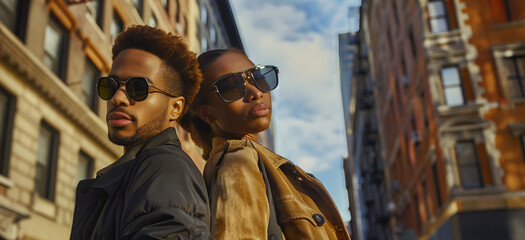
[31,193,56,220]
[425,29,462,40]
[450,185,507,198]
[508,122,525,137]
[493,20,525,30]
[437,103,484,117]
[0,175,13,189]
[510,97,525,104]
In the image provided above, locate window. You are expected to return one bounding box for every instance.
[77,151,93,183]
[162,0,169,12]
[210,26,216,44]
[391,0,399,26]
[86,0,104,27]
[413,193,422,232]
[133,0,143,18]
[432,162,442,207]
[428,0,450,33]
[43,14,68,80]
[503,56,525,99]
[411,112,421,153]
[502,0,525,22]
[175,0,180,21]
[409,28,417,57]
[0,0,28,40]
[110,11,123,43]
[201,37,208,52]
[83,59,99,112]
[520,134,525,162]
[0,88,15,176]
[441,66,465,106]
[455,140,483,189]
[420,87,429,135]
[422,180,431,221]
[200,4,207,25]
[35,121,59,201]
[401,57,409,85]
[149,14,157,27]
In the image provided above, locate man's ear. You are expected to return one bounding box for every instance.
[169,96,185,122]
[195,104,214,124]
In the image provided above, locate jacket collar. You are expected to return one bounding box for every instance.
[209,137,288,169]
[92,127,181,194]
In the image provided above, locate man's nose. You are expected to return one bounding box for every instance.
[110,84,132,106]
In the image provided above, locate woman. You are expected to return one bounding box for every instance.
[180,48,350,239]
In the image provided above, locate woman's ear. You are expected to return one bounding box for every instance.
[196,105,214,124]
[169,96,185,122]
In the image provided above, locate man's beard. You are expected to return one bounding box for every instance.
[108,110,168,147]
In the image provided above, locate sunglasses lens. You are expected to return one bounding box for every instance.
[126,77,149,101]
[252,67,278,92]
[98,77,117,100]
[216,75,245,102]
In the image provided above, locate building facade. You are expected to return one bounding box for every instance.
[354,0,525,239]
[0,0,242,239]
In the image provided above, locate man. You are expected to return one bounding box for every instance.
[70,25,210,239]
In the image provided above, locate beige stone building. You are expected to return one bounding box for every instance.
[0,0,242,239]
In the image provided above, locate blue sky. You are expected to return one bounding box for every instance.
[230,0,361,222]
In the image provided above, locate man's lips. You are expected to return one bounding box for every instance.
[107,111,133,127]
[249,103,270,117]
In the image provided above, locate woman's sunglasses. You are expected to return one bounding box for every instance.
[97,76,176,101]
[212,65,279,102]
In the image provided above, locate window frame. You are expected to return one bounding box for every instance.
[0,87,16,176]
[503,55,525,99]
[77,151,93,183]
[427,0,450,33]
[43,14,69,81]
[110,10,124,43]
[493,45,525,103]
[520,134,525,162]
[440,65,466,106]
[133,0,143,18]
[503,0,513,22]
[455,139,484,189]
[82,58,100,112]
[86,0,104,28]
[35,121,60,201]
[0,0,29,41]
[162,0,169,13]
[432,162,443,207]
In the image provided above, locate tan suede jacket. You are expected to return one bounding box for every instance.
[203,137,351,240]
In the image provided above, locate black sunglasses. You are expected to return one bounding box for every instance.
[211,65,279,102]
[97,76,176,102]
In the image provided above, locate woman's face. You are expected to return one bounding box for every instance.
[202,52,272,140]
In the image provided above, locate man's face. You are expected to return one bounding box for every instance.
[106,48,173,147]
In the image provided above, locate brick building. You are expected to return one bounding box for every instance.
[0,0,242,239]
[353,0,525,239]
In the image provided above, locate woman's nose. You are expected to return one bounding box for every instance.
[244,81,263,102]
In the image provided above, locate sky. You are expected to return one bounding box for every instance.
[229,0,362,222]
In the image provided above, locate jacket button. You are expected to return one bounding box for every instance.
[313,213,326,226]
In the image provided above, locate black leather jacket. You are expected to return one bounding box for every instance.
[70,128,211,239]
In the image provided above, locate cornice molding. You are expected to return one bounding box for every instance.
[48,0,78,31]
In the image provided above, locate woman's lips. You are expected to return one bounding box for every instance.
[249,103,270,117]
[107,111,133,127]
